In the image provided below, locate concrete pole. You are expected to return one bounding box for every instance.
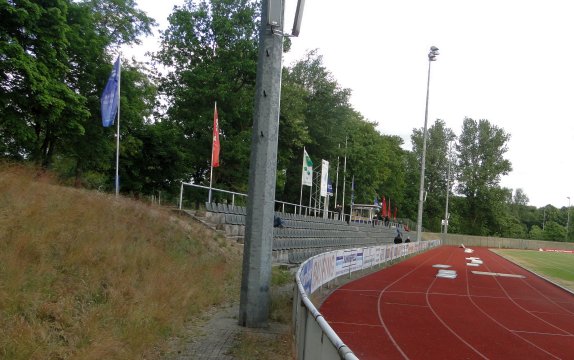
[416,46,439,242]
[238,0,284,328]
[416,59,432,242]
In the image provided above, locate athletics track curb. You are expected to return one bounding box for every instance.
[489,249,574,296]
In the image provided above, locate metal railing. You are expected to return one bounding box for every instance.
[179,182,345,219]
[178,182,421,230]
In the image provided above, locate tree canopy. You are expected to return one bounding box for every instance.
[0,0,571,242]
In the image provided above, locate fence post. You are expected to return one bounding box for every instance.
[179,182,184,210]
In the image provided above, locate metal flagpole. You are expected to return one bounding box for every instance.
[208,164,214,203]
[341,137,347,218]
[299,147,305,215]
[308,167,313,216]
[208,101,216,203]
[115,55,121,197]
[349,175,354,223]
[334,144,340,208]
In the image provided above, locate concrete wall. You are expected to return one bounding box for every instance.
[425,232,574,250]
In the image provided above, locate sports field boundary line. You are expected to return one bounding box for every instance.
[510,329,574,337]
[489,249,574,296]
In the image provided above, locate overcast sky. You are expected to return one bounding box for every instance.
[128,0,574,208]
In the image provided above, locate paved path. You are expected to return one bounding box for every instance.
[166,303,239,360]
[166,302,290,359]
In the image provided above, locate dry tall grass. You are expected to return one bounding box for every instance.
[0,164,241,359]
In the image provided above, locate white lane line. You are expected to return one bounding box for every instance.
[511,329,574,337]
[464,250,562,359]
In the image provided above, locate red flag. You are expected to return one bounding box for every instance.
[381,197,387,217]
[212,102,220,167]
[387,198,391,220]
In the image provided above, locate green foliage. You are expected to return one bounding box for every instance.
[529,225,544,240]
[0,0,156,176]
[154,0,259,190]
[0,0,88,165]
[411,119,456,231]
[3,0,570,242]
[271,266,292,287]
[455,118,512,235]
[541,221,567,241]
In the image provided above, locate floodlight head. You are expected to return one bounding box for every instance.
[292,0,306,37]
[428,45,440,61]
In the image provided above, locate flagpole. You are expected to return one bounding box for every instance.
[349,174,354,223]
[115,55,121,197]
[299,147,305,215]
[208,161,214,203]
[341,137,347,219]
[209,101,217,203]
[334,143,340,208]
[308,170,313,216]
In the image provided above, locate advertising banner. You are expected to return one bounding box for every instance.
[311,252,337,293]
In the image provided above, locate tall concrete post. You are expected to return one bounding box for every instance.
[239,0,284,328]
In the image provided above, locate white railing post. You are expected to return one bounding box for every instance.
[179,182,184,210]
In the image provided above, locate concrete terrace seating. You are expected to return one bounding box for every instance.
[203,201,413,264]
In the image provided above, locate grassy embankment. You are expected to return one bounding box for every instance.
[0,164,247,359]
[493,249,574,291]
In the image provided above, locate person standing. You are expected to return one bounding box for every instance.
[335,204,343,221]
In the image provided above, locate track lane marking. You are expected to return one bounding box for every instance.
[327,321,384,328]
[381,301,429,308]
[376,246,449,359]
[464,249,562,359]
[482,251,573,336]
[425,250,489,359]
[489,250,574,317]
[511,329,574,337]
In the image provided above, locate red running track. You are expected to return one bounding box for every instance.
[319,246,574,360]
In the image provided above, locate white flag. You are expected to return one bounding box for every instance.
[320,160,329,197]
[301,149,313,186]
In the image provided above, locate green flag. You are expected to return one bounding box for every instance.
[302,149,313,186]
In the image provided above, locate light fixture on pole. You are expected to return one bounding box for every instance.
[416,45,440,242]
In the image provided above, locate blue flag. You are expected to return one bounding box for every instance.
[101,56,120,127]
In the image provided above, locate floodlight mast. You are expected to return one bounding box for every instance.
[239,0,284,329]
[416,46,440,243]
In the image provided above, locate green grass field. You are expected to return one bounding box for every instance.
[494,249,574,292]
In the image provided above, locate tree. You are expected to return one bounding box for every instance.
[279,51,409,214]
[512,188,529,206]
[154,0,260,191]
[411,119,456,232]
[529,225,544,240]
[0,0,88,166]
[0,0,156,171]
[543,221,567,241]
[455,117,512,235]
